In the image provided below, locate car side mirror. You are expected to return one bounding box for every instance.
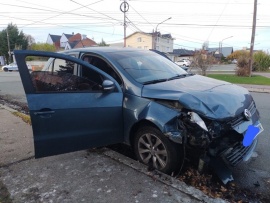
[102,80,115,92]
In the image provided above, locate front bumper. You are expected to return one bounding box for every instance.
[221,137,258,166]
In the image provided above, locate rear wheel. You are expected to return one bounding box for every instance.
[133,126,184,175]
[3,68,8,72]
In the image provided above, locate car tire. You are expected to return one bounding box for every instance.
[3,68,8,72]
[133,126,184,175]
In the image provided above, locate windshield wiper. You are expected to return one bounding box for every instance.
[167,74,188,81]
[143,73,193,85]
[142,78,168,85]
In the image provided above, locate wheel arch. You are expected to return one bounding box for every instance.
[129,119,160,147]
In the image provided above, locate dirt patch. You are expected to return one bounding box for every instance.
[178,166,270,203]
[0,179,12,203]
[0,95,29,115]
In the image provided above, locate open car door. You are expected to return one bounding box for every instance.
[14,50,124,158]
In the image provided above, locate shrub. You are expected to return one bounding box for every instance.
[253,51,270,71]
[227,50,249,60]
[235,56,249,76]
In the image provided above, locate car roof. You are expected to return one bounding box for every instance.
[59,47,149,55]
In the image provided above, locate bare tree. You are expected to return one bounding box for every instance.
[25,34,36,47]
[190,50,215,76]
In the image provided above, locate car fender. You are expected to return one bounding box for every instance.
[123,94,184,144]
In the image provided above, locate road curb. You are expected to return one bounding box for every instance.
[103,150,227,203]
[0,104,18,113]
[245,87,270,93]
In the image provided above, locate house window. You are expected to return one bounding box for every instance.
[137,46,142,49]
[137,37,142,42]
[144,46,148,50]
[156,46,159,50]
[167,47,170,52]
[167,39,170,43]
[157,37,159,42]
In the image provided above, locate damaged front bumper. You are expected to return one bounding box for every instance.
[161,104,263,185]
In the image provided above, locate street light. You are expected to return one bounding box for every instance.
[219,36,233,58]
[154,17,172,50]
[155,17,172,32]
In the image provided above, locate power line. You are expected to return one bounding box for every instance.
[70,0,121,23]
[207,0,231,40]
[129,4,154,28]
[0,14,123,36]
[174,43,198,49]
[129,0,253,4]
[126,16,143,32]
[0,2,121,26]
[20,0,106,28]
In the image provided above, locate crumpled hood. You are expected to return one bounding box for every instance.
[142,75,253,120]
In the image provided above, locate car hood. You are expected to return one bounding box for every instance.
[142,75,253,120]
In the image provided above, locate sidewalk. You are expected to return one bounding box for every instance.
[0,105,225,203]
[238,84,270,93]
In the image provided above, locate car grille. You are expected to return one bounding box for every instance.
[223,140,256,166]
[228,101,256,128]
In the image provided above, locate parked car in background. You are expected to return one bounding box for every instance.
[14,48,263,184]
[232,59,238,64]
[175,59,191,67]
[2,62,32,72]
[180,66,189,71]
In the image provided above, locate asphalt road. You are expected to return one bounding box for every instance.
[0,71,270,195]
[0,72,26,103]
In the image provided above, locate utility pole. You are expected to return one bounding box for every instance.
[120,0,129,47]
[249,0,257,77]
[6,28,11,64]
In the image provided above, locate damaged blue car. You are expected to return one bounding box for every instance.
[14,48,263,184]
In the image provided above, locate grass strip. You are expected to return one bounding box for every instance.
[207,74,270,85]
[12,112,31,125]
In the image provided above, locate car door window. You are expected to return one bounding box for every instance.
[31,57,102,92]
[82,55,123,86]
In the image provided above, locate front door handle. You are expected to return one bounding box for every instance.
[34,111,55,115]
[34,109,55,118]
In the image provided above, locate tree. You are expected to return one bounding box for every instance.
[202,41,209,50]
[227,50,249,60]
[190,51,215,76]
[98,38,108,47]
[0,23,29,63]
[30,43,56,52]
[26,43,56,61]
[25,34,36,48]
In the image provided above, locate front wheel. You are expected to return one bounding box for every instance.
[133,126,184,175]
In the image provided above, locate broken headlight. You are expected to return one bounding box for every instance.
[155,100,183,110]
[188,112,208,132]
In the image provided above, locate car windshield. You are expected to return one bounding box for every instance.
[109,51,188,84]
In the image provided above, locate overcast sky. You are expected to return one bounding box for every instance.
[1,0,269,51]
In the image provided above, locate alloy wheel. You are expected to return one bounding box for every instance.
[137,133,168,170]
